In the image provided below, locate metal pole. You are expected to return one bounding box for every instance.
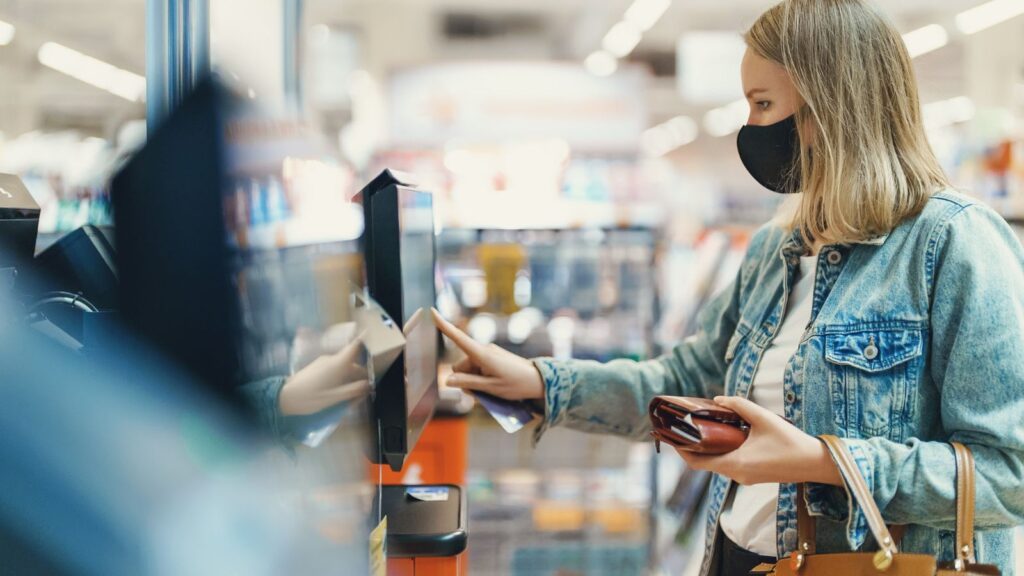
[186,0,210,96]
[283,0,303,113]
[146,0,211,133]
[146,0,169,134]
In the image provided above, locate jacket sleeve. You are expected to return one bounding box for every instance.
[814,204,1024,550]
[239,376,290,444]
[528,228,767,445]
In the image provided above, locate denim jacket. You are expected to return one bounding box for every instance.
[531,191,1024,575]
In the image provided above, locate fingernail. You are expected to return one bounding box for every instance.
[713,396,727,403]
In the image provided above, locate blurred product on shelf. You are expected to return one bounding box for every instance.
[465,424,654,576]
[438,227,658,363]
[0,126,146,244]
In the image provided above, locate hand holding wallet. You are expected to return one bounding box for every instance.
[649,396,750,454]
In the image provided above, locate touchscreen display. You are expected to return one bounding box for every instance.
[397,188,438,432]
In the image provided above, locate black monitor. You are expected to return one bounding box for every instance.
[360,170,438,471]
[110,78,246,417]
[0,174,40,271]
[32,225,118,311]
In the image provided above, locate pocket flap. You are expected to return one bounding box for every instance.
[824,328,923,372]
[725,322,751,363]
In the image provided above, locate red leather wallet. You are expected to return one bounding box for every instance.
[648,396,750,454]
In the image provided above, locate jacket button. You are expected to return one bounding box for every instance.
[827,251,842,265]
[864,344,879,360]
[785,391,796,403]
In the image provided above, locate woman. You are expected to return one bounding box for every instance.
[434,0,1024,574]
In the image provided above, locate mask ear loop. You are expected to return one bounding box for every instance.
[783,107,809,195]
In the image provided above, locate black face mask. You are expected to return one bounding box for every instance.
[736,114,801,194]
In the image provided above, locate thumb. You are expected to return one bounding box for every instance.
[713,395,772,426]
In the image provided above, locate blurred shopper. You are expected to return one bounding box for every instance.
[433,0,1024,574]
[0,276,366,575]
[0,319,291,574]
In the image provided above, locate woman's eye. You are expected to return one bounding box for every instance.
[757,101,771,111]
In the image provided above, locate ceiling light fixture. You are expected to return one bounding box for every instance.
[956,0,1024,35]
[902,24,949,58]
[624,0,672,32]
[702,98,749,138]
[584,50,618,77]
[585,0,671,77]
[665,116,698,145]
[602,20,643,58]
[642,115,698,156]
[38,42,146,102]
[0,20,15,46]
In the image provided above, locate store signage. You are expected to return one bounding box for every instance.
[388,62,648,152]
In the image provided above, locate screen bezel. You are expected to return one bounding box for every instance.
[362,173,438,471]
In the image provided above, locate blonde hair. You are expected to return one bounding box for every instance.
[745,0,949,245]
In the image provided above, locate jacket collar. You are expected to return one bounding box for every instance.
[781,228,889,258]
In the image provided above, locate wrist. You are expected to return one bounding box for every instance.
[526,358,546,401]
[802,436,843,486]
[277,379,300,415]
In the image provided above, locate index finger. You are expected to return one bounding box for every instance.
[431,308,487,361]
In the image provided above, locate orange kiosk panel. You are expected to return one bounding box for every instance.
[371,416,468,486]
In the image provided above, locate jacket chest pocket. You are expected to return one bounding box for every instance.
[824,327,924,439]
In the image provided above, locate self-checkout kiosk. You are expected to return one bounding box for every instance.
[52,75,467,574]
[0,174,119,352]
[360,169,468,575]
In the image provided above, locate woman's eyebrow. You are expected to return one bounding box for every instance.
[745,88,769,99]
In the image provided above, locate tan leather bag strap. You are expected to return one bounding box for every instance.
[819,435,900,559]
[796,437,973,570]
[796,483,817,555]
[951,441,977,565]
[795,488,907,554]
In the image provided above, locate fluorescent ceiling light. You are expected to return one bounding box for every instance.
[590,0,668,78]
[665,116,698,145]
[0,20,15,46]
[38,42,146,102]
[624,0,671,32]
[703,98,749,138]
[602,20,642,58]
[902,24,948,58]
[584,50,618,77]
[642,115,698,156]
[641,127,673,156]
[956,0,1024,35]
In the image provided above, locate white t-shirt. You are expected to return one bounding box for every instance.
[718,254,817,557]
